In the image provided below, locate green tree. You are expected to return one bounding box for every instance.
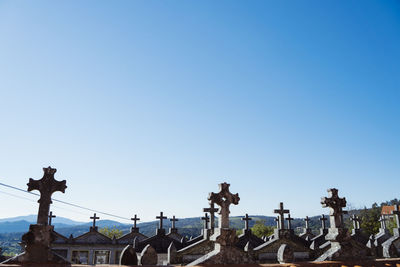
[251,220,274,238]
[387,217,398,235]
[99,226,123,239]
[359,205,381,236]
[236,229,243,236]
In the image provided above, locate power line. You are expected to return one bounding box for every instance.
[0,190,37,203]
[0,190,94,217]
[0,182,132,222]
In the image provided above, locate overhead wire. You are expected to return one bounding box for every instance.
[0,182,132,222]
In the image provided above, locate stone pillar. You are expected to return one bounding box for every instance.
[88,249,94,265]
[109,249,115,264]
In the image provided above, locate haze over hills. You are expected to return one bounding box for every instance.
[0,215,84,225]
[0,214,330,236]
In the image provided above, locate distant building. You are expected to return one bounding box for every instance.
[381,205,400,220]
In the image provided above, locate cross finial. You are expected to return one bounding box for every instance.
[170,215,179,229]
[274,202,290,230]
[27,166,67,225]
[391,205,400,228]
[350,214,361,230]
[208,182,240,229]
[285,214,294,230]
[90,213,100,231]
[304,216,310,229]
[156,212,167,229]
[48,211,56,226]
[131,214,140,229]
[319,214,327,229]
[201,213,210,229]
[242,214,252,230]
[321,188,347,228]
[203,202,219,230]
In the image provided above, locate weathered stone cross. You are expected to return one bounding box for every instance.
[90,213,100,230]
[48,211,56,226]
[321,188,347,228]
[170,215,179,229]
[201,213,210,229]
[131,214,140,228]
[274,202,289,230]
[391,206,400,228]
[242,214,252,230]
[320,214,327,229]
[156,212,167,229]
[285,214,294,230]
[203,202,219,230]
[208,182,240,229]
[304,216,310,229]
[27,166,67,225]
[379,215,387,229]
[350,214,361,230]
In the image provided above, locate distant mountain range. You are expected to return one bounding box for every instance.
[0,215,84,225]
[0,214,329,236]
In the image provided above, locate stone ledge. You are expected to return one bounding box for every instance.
[0,258,400,267]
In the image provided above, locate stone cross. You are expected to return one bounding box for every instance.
[391,206,400,228]
[131,214,140,229]
[274,202,289,230]
[27,166,67,225]
[274,216,280,229]
[242,214,252,230]
[208,182,240,229]
[203,202,219,230]
[156,212,167,229]
[170,215,179,229]
[48,211,56,226]
[320,214,327,229]
[379,215,387,229]
[286,214,294,230]
[321,188,347,228]
[90,213,99,230]
[304,216,310,229]
[201,213,210,229]
[350,214,361,230]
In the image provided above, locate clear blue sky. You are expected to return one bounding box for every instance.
[0,1,399,224]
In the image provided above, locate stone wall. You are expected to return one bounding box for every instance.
[1,258,400,266]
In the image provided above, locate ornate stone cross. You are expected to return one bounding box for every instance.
[320,214,327,229]
[131,214,140,229]
[304,216,310,230]
[350,214,361,230]
[208,182,240,229]
[242,214,252,230]
[90,213,100,230]
[203,202,219,230]
[391,206,400,228]
[321,188,347,228]
[170,215,179,229]
[274,202,289,230]
[285,214,294,230]
[157,212,167,229]
[27,166,67,225]
[201,213,210,229]
[48,211,56,226]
